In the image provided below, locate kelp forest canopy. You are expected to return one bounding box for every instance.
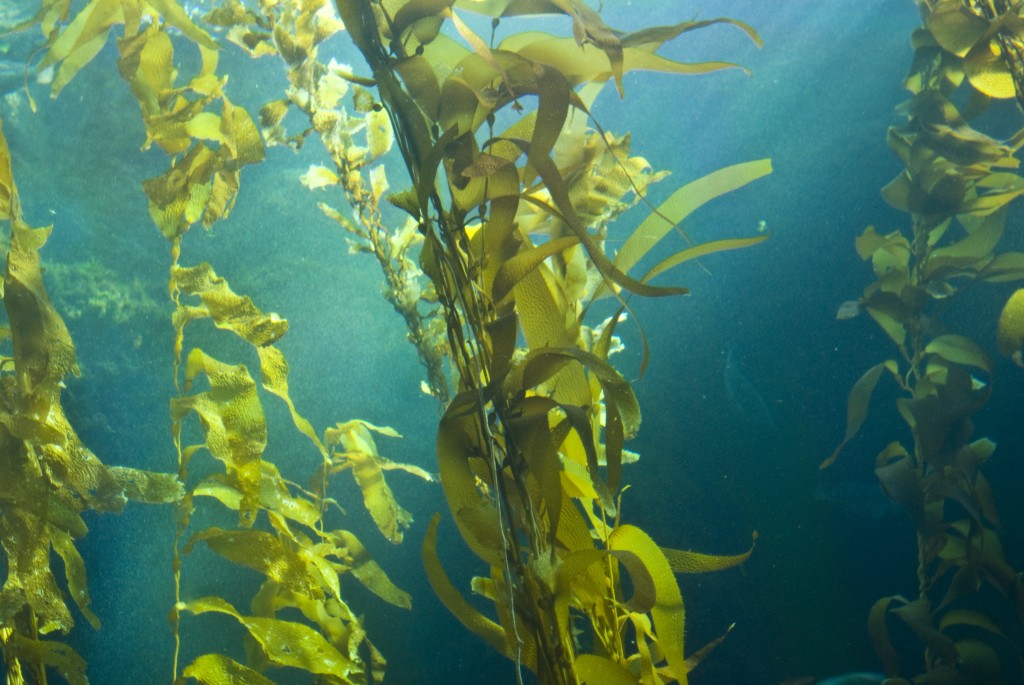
[0,0,767,683]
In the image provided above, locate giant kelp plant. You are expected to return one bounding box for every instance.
[331,2,767,683]
[0,118,184,683]
[1,0,768,683]
[828,0,1024,682]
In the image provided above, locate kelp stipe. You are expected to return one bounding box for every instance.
[0,116,182,683]
[827,1,1024,681]
[335,1,765,683]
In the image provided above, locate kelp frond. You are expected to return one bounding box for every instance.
[334,1,766,683]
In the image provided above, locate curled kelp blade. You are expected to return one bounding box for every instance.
[821,360,899,470]
[421,513,518,662]
[325,420,418,544]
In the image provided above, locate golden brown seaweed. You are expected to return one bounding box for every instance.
[827,2,1024,680]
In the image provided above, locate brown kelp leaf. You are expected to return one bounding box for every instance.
[436,393,505,566]
[863,298,910,348]
[607,525,687,682]
[182,596,359,678]
[979,251,1024,282]
[939,609,1006,637]
[683,623,736,675]
[256,346,325,456]
[821,360,897,469]
[868,595,907,676]
[924,334,992,373]
[220,96,266,167]
[5,634,88,685]
[173,262,289,348]
[421,514,512,659]
[624,17,761,49]
[323,530,412,608]
[661,531,757,574]
[899,366,990,466]
[493,235,580,306]
[145,0,220,50]
[183,653,277,685]
[50,527,99,630]
[574,654,636,685]
[522,345,639,501]
[926,3,988,57]
[185,527,327,599]
[109,466,184,504]
[172,349,266,527]
[505,396,568,545]
[325,420,412,543]
[194,462,320,527]
[391,0,456,44]
[469,0,629,94]
[0,123,14,214]
[965,39,1017,99]
[0,504,72,634]
[874,442,925,528]
[640,235,769,284]
[41,0,123,97]
[4,218,77,421]
[855,226,911,273]
[601,159,771,297]
[923,209,1006,280]
[502,32,749,90]
[891,598,958,665]
[511,75,686,299]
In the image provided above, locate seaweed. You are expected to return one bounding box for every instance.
[6,1,427,683]
[334,2,766,683]
[1,0,773,682]
[827,2,1024,681]
[0,116,182,684]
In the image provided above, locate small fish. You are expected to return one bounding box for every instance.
[724,347,777,437]
[836,299,862,320]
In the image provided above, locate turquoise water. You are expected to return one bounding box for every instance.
[2,0,1023,683]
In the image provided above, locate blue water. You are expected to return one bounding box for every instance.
[3,0,1024,683]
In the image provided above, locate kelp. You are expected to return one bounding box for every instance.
[4,0,769,682]
[0,116,182,683]
[207,0,454,404]
[9,1,429,683]
[335,1,766,683]
[827,2,1024,681]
